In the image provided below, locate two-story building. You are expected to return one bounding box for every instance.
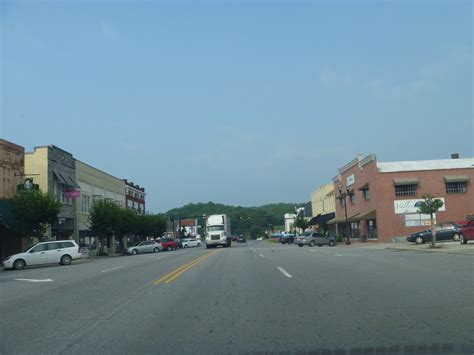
[309,182,336,233]
[75,160,126,252]
[330,154,474,242]
[124,180,146,215]
[0,139,25,199]
[25,145,80,240]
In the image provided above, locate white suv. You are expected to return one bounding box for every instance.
[2,240,82,270]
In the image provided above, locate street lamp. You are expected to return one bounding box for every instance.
[338,184,352,245]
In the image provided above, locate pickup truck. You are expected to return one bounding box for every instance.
[156,238,178,251]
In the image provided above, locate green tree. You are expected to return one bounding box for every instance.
[417,194,444,248]
[10,190,62,241]
[89,199,122,254]
[293,211,307,233]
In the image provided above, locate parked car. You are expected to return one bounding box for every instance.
[256,237,263,241]
[295,232,336,247]
[459,219,474,244]
[406,222,463,244]
[126,240,163,255]
[157,238,178,251]
[182,238,201,248]
[279,234,295,244]
[237,236,246,243]
[2,240,81,270]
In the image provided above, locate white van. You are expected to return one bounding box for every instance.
[2,240,82,270]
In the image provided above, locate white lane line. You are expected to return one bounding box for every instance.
[101,266,124,273]
[335,254,343,257]
[259,254,265,258]
[14,278,53,283]
[277,266,293,278]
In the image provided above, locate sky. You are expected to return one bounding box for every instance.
[1,0,472,213]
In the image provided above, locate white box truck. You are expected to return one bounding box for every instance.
[205,214,231,249]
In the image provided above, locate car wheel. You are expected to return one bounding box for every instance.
[309,241,315,247]
[329,240,335,247]
[13,259,26,270]
[184,245,188,248]
[460,234,467,245]
[60,255,72,266]
[197,243,201,247]
[169,246,174,251]
[415,236,425,245]
[298,244,303,247]
[452,233,460,242]
[132,249,138,255]
[153,247,159,253]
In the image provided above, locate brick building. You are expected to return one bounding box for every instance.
[0,139,25,199]
[330,154,474,242]
[124,180,146,215]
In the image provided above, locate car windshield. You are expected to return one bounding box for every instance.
[2,1,471,354]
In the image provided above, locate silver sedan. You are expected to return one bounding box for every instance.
[126,241,163,255]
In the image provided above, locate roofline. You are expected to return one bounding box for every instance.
[75,159,125,183]
[0,139,25,152]
[29,145,74,157]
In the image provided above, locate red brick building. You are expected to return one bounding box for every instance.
[330,155,474,242]
[124,180,146,215]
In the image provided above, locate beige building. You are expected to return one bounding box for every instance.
[25,145,78,239]
[0,139,25,199]
[309,182,336,232]
[75,160,125,252]
[311,182,336,216]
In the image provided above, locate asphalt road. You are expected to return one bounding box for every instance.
[0,241,473,355]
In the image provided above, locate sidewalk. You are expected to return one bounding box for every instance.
[345,241,474,255]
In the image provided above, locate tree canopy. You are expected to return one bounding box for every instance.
[165,201,308,238]
[10,190,62,240]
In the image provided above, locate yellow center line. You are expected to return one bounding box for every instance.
[164,252,217,284]
[153,251,218,285]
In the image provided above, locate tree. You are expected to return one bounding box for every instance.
[10,190,62,241]
[293,211,307,233]
[417,194,444,248]
[89,200,122,254]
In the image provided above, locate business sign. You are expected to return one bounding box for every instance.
[404,213,435,227]
[346,174,355,187]
[394,198,446,214]
[65,189,81,198]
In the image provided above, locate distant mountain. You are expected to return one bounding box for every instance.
[165,201,308,238]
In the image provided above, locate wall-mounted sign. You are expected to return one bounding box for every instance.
[394,198,446,214]
[346,174,355,187]
[17,178,39,192]
[65,189,81,198]
[404,213,435,227]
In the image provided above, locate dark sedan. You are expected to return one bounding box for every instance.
[279,234,295,244]
[406,222,462,244]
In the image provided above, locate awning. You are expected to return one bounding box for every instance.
[327,213,360,225]
[358,183,369,191]
[53,170,79,188]
[444,175,470,183]
[308,212,336,226]
[357,209,376,220]
[53,171,68,185]
[393,178,419,186]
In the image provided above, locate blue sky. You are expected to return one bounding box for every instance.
[1,0,472,212]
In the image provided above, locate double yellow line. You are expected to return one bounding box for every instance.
[154,250,218,285]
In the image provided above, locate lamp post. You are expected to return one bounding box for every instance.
[338,184,352,245]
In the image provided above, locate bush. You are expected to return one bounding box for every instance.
[336,235,343,243]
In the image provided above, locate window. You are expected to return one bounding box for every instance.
[47,242,62,250]
[349,193,355,204]
[350,222,360,238]
[31,244,48,253]
[446,182,467,194]
[395,184,417,197]
[60,242,75,248]
[362,189,370,200]
[81,195,91,213]
[339,197,345,207]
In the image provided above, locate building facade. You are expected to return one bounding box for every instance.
[75,160,126,250]
[25,145,79,240]
[331,154,474,242]
[0,139,25,199]
[124,180,146,215]
[309,182,336,232]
